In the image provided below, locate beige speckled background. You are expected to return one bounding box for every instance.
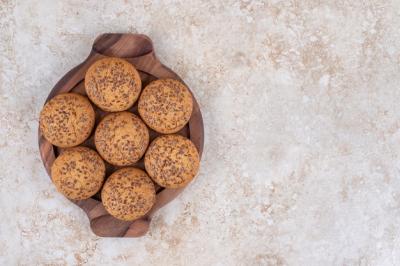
[1,0,400,265]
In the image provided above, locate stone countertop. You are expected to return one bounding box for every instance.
[1,1,400,265]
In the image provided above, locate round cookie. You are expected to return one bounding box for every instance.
[101,167,156,221]
[39,93,95,148]
[51,147,105,200]
[85,57,142,112]
[138,79,193,134]
[144,135,200,188]
[94,112,149,166]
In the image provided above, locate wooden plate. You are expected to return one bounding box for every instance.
[38,33,204,237]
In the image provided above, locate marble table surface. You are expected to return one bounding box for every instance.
[1,1,400,265]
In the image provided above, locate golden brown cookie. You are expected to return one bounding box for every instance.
[94,112,149,166]
[138,79,193,134]
[39,93,95,148]
[144,135,200,188]
[85,57,142,112]
[101,167,156,221]
[51,146,105,200]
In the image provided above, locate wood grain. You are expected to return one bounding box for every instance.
[38,33,204,237]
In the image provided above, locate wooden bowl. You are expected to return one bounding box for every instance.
[38,33,204,237]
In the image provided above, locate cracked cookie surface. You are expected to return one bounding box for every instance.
[138,79,193,134]
[39,93,95,148]
[85,57,142,112]
[145,135,200,188]
[51,146,105,200]
[95,112,149,166]
[101,167,156,221]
